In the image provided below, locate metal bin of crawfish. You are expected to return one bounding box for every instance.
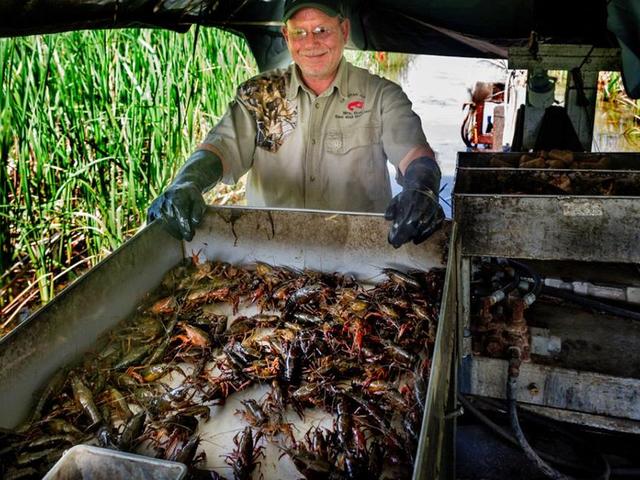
[453,150,640,263]
[0,206,456,480]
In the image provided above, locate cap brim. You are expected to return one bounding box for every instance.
[283,3,339,22]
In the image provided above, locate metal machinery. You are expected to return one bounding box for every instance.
[461,82,506,151]
[508,43,621,152]
[454,151,640,479]
[448,42,640,479]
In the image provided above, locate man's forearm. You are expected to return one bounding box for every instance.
[173,148,224,193]
[398,144,436,176]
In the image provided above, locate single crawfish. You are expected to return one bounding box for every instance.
[382,267,422,290]
[284,283,326,318]
[70,374,102,429]
[118,411,146,452]
[283,426,342,480]
[413,356,431,410]
[284,447,335,480]
[242,357,280,381]
[281,339,302,385]
[113,344,153,371]
[185,286,231,307]
[335,397,352,447]
[381,340,417,368]
[226,316,254,337]
[169,433,202,466]
[224,341,258,373]
[146,313,179,364]
[224,426,264,480]
[264,380,286,414]
[148,295,177,315]
[107,386,133,420]
[44,418,83,436]
[174,322,210,350]
[291,382,325,409]
[238,399,268,427]
[304,426,331,461]
[116,315,164,343]
[135,362,183,383]
[15,447,64,468]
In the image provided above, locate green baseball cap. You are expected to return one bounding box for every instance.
[282,0,343,22]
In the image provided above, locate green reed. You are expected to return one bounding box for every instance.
[0,28,257,328]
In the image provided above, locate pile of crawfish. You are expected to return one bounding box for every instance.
[0,260,444,480]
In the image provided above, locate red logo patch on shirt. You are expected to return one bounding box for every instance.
[347,100,364,111]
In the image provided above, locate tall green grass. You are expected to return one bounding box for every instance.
[0,28,257,332]
[596,71,640,149]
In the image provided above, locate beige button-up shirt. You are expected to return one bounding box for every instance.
[200,58,429,212]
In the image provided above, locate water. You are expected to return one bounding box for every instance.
[392,55,508,217]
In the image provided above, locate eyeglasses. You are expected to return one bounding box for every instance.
[286,25,338,42]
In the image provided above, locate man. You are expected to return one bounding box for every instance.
[148,0,443,248]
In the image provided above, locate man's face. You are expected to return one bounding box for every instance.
[282,8,349,82]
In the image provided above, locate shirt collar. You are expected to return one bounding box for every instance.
[287,57,349,99]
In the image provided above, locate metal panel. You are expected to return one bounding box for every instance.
[455,194,640,262]
[186,207,449,275]
[520,404,640,435]
[522,106,545,152]
[461,356,640,420]
[413,223,458,480]
[453,153,640,262]
[508,45,621,72]
[0,222,183,429]
[566,69,599,151]
[456,151,640,168]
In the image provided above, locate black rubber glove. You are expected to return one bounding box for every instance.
[147,149,223,241]
[385,156,444,248]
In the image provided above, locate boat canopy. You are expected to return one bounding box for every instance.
[1,0,638,97]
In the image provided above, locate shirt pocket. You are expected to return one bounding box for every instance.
[325,125,382,154]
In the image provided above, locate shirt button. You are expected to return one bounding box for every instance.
[311,139,316,145]
[315,102,320,109]
[310,176,316,182]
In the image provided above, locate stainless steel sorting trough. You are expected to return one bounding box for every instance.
[0,206,457,480]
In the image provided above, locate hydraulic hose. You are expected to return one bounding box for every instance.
[507,259,640,321]
[466,259,615,479]
[457,394,591,473]
[506,347,573,480]
[542,286,640,322]
[508,259,542,302]
[479,259,521,306]
[505,348,610,480]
